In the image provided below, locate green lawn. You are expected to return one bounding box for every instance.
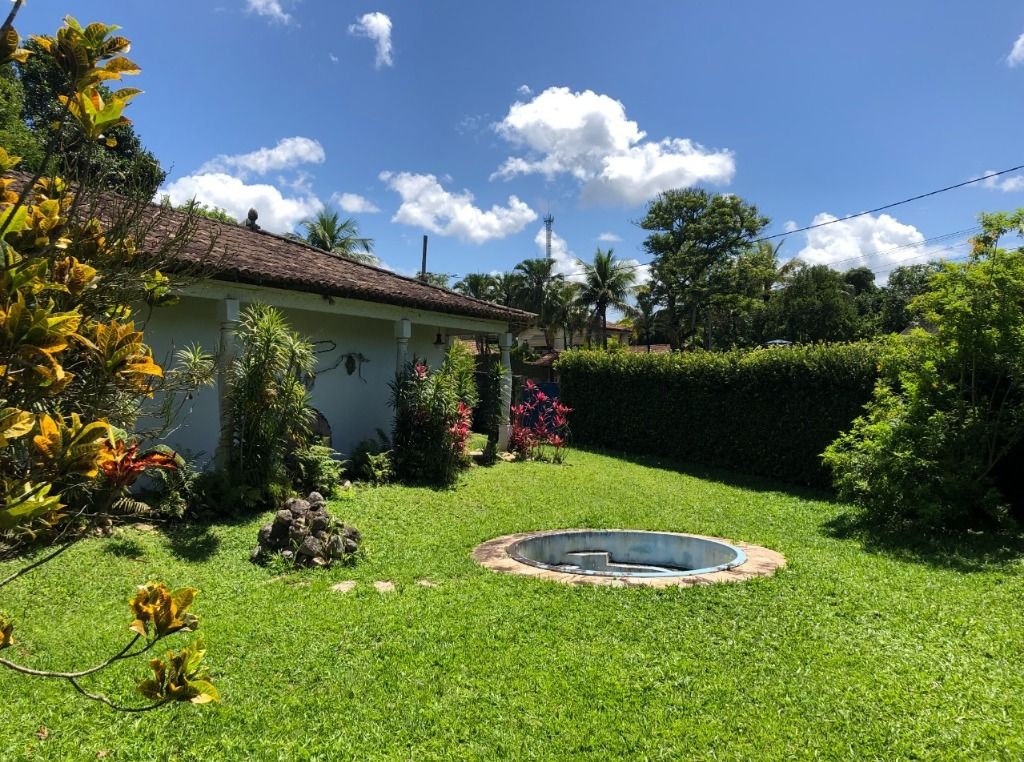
[2,448,1022,760]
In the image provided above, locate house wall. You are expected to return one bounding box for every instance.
[143,293,480,462]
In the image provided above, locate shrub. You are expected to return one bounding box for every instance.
[510,380,571,462]
[825,212,1024,527]
[440,339,479,409]
[347,431,394,485]
[221,304,315,511]
[389,360,472,486]
[555,342,881,486]
[287,444,344,498]
[473,354,504,442]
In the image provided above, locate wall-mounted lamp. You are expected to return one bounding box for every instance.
[434,331,445,346]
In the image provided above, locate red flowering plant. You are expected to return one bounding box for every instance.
[510,380,572,463]
[389,358,475,486]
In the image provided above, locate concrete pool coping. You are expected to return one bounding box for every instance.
[472,529,786,588]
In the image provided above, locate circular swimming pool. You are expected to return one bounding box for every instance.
[472,529,785,588]
[509,529,746,577]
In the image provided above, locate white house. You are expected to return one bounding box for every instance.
[140,205,534,461]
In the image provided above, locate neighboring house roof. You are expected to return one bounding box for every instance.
[601,321,632,333]
[10,172,536,325]
[524,351,560,368]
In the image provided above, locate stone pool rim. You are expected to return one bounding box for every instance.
[472,529,786,588]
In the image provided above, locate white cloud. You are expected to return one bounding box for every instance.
[793,212,946,281]
[328,52,339,63]
[380,171,536,244]
[492,86,734,206]
[782,220,799,233]
[332,192,381,214]
[199,137,325,178]
[161,172,320,234]
[245,0,291,24]
[1008,33,1024,67]
[517,84,533,97]
[979,169,1024,192]
[596,232,621,242]
[348,12,393,68]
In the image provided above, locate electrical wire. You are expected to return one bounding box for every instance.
[552,161,1023,279]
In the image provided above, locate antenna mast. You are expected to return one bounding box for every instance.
[543,212,554,260]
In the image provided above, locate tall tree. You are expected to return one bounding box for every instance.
[454,272,498,301]
[300,208,377,264]
[514,258,563,348]
[640,188,768,349]
[548,280,584,349]
[492,272,525,308]
[626,285,666,350]
[878,262,943,333]
[576,248,637,348]
[766,264,860,343]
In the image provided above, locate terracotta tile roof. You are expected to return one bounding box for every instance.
[11,172,536,325]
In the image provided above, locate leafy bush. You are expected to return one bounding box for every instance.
[389,360,472,486]
[473,354,504,442]
[347,431,394,485]
[825,212,1024,527]
[287,444,344,498]
[0,13,217,711]
[556,343,881,486]
[440,340,479,409]
[510,380,571,462]
[221,304,315,511]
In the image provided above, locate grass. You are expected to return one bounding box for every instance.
[1,448,1023,760]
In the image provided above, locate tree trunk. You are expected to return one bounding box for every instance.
[602,305,608,349]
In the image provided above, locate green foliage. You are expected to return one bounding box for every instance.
[15,36,165,198]
[159,195,236,224]
[765,264,862,343]
[473,354,504,441]
[825,212,1024,526]
[641,188,769,349]
[440,340,479,409]
[347,432,394,485]
[222,304,315,511]
[878,262,942,333]
[556,342,881,485]
[287,444,343,497]
[389,360,472,486]
[300,207,377,265]
[575,248,636,348]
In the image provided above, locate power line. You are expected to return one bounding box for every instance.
[554,161,1022,279]
[758,163,1023,241]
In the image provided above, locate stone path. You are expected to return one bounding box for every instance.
[329,579,440,593]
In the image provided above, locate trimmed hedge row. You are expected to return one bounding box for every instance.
[555,344,881,486]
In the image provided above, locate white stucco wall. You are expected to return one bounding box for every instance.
[144,290,501,460]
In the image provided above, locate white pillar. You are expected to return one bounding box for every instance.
[497,331,513,450]
[395,318,411,372]
[215,297,240,469]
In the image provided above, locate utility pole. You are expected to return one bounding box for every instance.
[543,213,554,260]
[421,234,428,277]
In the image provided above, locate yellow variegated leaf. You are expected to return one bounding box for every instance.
[0,408,34,447]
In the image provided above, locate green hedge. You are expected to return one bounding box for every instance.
[555,343,881,486]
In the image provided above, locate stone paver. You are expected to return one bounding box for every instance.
[471,529,786,588]
[373,580,396,593]
[330,581,357,593]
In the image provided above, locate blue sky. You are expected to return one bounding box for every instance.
[16,1,1024,283]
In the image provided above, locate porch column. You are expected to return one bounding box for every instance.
[215,297,240,470]
[497,331,513,450]
[395,318,411,372]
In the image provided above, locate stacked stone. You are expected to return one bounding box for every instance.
[250,491,361,568]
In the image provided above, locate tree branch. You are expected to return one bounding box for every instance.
[68,677,168,713]
[0,537,80,590]
[1,0,25,33]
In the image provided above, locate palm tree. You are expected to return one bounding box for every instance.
[577,248,637,349]
[548,280,583,349]
[626,285,664,351]
[492,272,525,308]
[514,258,564,348]
[454,273,499,301]
[300,208,377,264]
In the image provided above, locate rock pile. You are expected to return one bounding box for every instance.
[250,491,361,568]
